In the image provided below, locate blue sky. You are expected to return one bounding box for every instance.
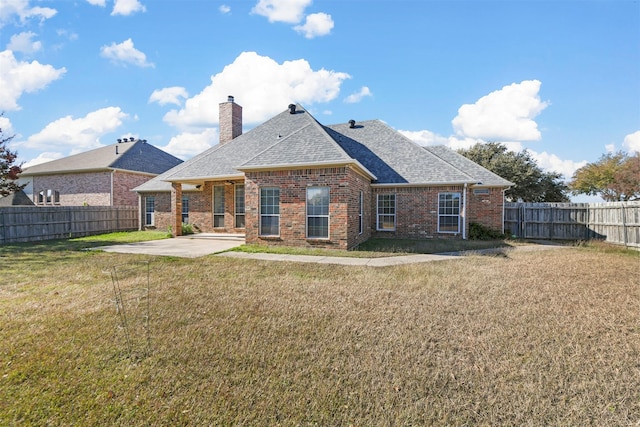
[1,0,638,198]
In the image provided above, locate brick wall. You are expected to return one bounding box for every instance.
[33,171,156,207]
[140,180,247,234]
[244,167,369,250]
[370,185,505,239]
[33,172,112,206]
[466,187,505,232]
[112,171,155,206]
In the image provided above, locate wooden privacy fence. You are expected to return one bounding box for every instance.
[504,202,640,248]
[0,206,139,244]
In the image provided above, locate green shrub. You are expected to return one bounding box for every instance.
[181,223,194,235]
[469,222,505,240]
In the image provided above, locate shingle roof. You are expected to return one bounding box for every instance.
[134,104,512,191]
[326,120,477,185]
[423,145,514,187]
[20,140,183,176]
[0,190,35,206]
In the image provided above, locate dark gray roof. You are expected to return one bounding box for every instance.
[134,104,512,191]
[423,145,514,187]
[326,120,477,185]
[0,189,35,206]
[20,140,183,176]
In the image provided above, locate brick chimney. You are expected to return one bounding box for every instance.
[219,95,242,145]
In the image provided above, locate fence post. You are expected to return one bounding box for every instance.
[621,202,628,247]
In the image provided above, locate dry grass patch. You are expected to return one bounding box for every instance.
[1,245,638,425]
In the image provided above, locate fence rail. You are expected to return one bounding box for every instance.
[0,206,138,244]
[504,202,640,248]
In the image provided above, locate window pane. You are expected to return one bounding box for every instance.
[439,216,459,232]
[438,193,461,233]
[235,185,245,214]
[307,217,328,239]
[260,216,279,236]
[235,214,245,228]
[260,188,280,236]
[213,186,225,214]
[307,187,329,216]
[377,194,395,230]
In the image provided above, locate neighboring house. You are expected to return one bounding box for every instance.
[134,97,512,250]
[20,138,183,207]
[0,190,35,207]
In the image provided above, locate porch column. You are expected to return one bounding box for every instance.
[171,182,183,237]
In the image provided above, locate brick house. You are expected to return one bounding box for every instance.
[134,97,512,250]
[20,138,183,207]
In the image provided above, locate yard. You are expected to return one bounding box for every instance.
[1,235,638,425]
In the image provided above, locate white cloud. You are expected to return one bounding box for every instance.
[149,87,189,106]
[21,107,129,150]
[623,130,640,154]
[112,0,146,16]
[86,0,106,6]
[452,80,549,141]
[100,38,154,68]
[251,0,311,23]
[163,51,350,130]
[605,143,616,153]
[344,86,372,104]
[0,50,66,111]
[7,31,41,54]
[0,0,57,28]
[0,116,15,146]
[294,12,334,38]
[22,151,64,168]
[159,128,217,159]
[219,5,231,14]
[399,129,449,146]
[528,149,587,179]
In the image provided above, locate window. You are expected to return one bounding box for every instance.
[307,187,330,239]
[377,193,396,231]
[145,196,155,226]
[37,190,44,205]
[235,184,245,228]
[438,192,461,233]
[358,191,364,235]
[260,188,280,236]
[213,185,225,228]
[181,196,189,223]
[53,190,60,205]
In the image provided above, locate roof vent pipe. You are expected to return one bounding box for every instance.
[349,119,356,128]
[288,104,296,114]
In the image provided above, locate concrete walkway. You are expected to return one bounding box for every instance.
[94,233,570,266]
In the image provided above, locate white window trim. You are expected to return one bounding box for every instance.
[306,186,330,239]
[259,187,280,237]
[437,192,461,234]
[145,196,155,226]
[376,193,396,231]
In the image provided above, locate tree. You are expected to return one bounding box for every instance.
[0,119,26,197]
[458,142,570,202]
[569,151,640,201]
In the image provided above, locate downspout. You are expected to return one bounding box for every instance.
[462,183,467,240]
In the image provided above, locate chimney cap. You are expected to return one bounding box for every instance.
[228,95,234,102]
